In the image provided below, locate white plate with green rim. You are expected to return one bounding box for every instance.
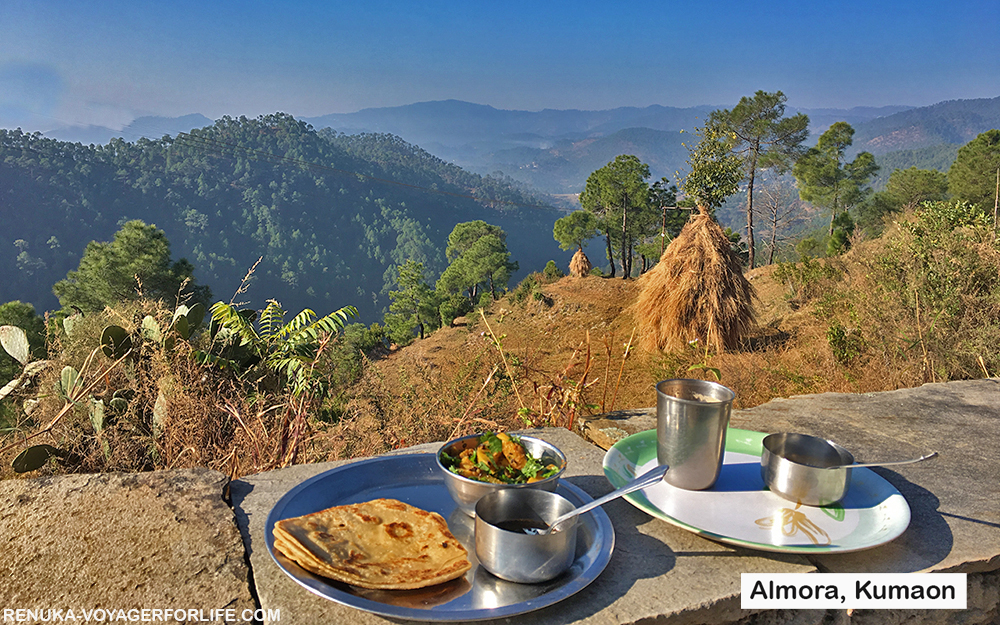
[603,428,911,553]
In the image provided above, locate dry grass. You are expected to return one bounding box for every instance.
[569,248,592,277]
[633,213,757,354]
[4,204,996,477]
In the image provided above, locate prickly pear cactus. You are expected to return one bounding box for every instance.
[170,303,206,340]
[0,325,29,364]
[100,325,133,359]
[12,444,61,473]
[141,315,163,343]
[59,365,81,399]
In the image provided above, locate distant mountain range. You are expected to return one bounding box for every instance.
[34,96,1000,195]
[43,114,214,145]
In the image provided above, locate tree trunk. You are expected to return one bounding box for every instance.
[746,168,757,269]
[620,202,629,280]
[768,217,777,265]
[660,206,667,257]
[605,233,616,278]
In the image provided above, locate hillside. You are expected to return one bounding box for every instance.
[356,207,999,453]
[0,114,564,321]
[369,267,822,426]
[851,96,1000,155]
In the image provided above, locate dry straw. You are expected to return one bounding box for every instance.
[569,248,592,277]
[634,208,757,353]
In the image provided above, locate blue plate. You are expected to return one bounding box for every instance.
[266,452,615,621]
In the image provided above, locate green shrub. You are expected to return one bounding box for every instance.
[827,323,865,365]
[542,260,564,282]
[438,293,472,327]
[510,274,540,305]
[773,257,843,304]
[863,200,1000,379]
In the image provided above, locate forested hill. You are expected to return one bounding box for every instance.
[0,113,563,321]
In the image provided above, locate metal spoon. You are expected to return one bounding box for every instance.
[827,451,938,469]
[527,463,669,535]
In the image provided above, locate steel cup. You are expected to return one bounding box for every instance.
[655,379,735,490]
[474,489,579,584]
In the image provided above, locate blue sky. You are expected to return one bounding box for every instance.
[2,0,998,131]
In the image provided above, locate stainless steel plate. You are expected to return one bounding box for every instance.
[265,453,615,621]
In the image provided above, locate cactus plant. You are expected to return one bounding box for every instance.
[59,365,81,400]
[62,311,83,336]
[171,303,205,340]
[141,315,162,343]
[100,325,132,359]
[0,325,29,365]
[90,397,105,433]
[12,444,61,473]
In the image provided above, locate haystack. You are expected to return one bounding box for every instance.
[634,208,756,353]
[569,248,592,277]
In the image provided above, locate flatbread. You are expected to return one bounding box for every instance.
[272,498,471,590]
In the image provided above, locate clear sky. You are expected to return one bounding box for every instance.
[2,0,998,131]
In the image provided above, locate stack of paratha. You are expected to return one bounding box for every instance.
[272,498,472,590]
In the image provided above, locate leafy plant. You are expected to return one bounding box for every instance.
[201,300,357,397]
[827,323,865,365]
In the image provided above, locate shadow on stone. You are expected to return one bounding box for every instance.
[810,467,953,573]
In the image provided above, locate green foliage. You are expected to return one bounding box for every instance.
[553,210,600,251]
[202,299,357,397]
[793,122,879,235]
[386,260,438,346]
[542,260,564,281]
[580,154,654,278]
[827,323,865,365]
[681,123,743,211]
[858,167,950,236]
[827,212,856,256]
[53,220,211,312]
[948,129,1000,210]
[704,90,810,267]
[438,293,472,327]
[325,322,387,393]
[510,274,540,305]
[0,119,558,323]
[795,237,823,260]
[436,221,518,304]
[871,145,960,190]
[865,199,1000,378]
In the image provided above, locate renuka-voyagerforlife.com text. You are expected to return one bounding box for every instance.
[2,608,281,623]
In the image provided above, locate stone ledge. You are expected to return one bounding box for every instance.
[2,380,997,624]
[0,468,255,618]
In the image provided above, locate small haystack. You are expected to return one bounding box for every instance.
[634,208,756,353]
[569,248,592,277]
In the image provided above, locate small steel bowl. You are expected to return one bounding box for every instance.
[761,432,856,506]
[474,489,579,584]
[437,434,567,517]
